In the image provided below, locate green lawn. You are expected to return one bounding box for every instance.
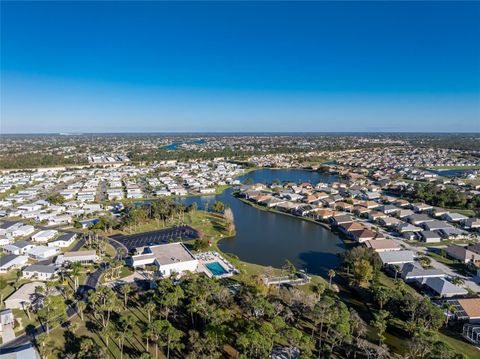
[46,299,167,358]
[438,329,480,359]
[446,209,476,218]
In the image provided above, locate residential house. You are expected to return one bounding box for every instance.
[48,232,77,248]
[445,245,480,265]
[364,239,401,252]
[4,281,46,309]
[31,230,58,243]
[422,220,452,232]
[419,230,442,243]
[412,203,434,213]
[26,246,59,260]
[350,228,379,243]
[22,264,58,280]
[56,250,99,265]
[0,255,28,273]
[378,250,415,266]
[456,298,480,323]
[330,215,354,226]
[2,240,35,255]
[420,277,468,298]
[464,218,480,231]
[400,263,445,282]
[443,212,469,223]
[368,211,388,222]
[406,214,435,226]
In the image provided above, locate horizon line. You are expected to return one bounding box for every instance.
[1,131,479,136]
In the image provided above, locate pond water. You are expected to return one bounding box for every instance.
[429,168,478,177]
[177,169,346,276]
[163,140,206,151]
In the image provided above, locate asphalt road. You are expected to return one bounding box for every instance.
[0,236,119,353]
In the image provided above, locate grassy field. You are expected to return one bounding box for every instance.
[438,329,480,358]
[446,208,476,218]
[103,209,228,238]
[45,298,168,359]
[410,239,477,248]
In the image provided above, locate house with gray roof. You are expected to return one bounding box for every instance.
[406,214,435,225]
[2,240,35,255]
[419,230,442,243]
[0,255,28,273]
[420,277,468,298]
[422,220,452,231]
[22,265,58,280]
[400,263,445,282]
[378,250,415,265]
[438,227,470,239]
[443,212,469,223]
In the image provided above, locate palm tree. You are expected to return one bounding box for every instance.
[36,332,52,359]
[76,301,86,321]
[144,327,153,352]
[443,302,456,325]
[145,302,156,323]
[100,323,113,348]
[69,262,82,291]
[393,264,400,280]
[327,269,336,288]
[115,330,129,359]
[22,301,32,320]
[69,320,79,334]
[451,276,465,286]
[310,282,325,303]
[120,283,132,309]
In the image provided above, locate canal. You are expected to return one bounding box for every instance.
[177,169,346,276]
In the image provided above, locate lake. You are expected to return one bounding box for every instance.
[429,168,478,177]
[177,169,346,276]
[163,139,206,151]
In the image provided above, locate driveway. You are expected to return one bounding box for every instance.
[359,219,480,293]
[1,324,15,344]
[401,241,480,293]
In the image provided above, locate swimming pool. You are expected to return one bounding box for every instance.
[205,261,228,276]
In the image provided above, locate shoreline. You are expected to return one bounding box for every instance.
[234,194,355,246]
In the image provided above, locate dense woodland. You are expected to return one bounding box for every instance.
[411,183,480,215]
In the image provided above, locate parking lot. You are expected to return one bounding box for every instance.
[110,225,199,251]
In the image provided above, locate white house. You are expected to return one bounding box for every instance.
[31,230,58,243]
[0,254,29,273]
[22,264,58,280]
[56,250,99,265]
[3,240,36,255]
[0,235,12,246]
[10,224,35,237]
[18,203,42,213]
[47,232,76,248]
[443,212,469,223]
[0,222,23,237]
[26,246,60,260]
[47,215,72,226]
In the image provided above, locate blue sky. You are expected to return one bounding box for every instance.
[1,1,479,133]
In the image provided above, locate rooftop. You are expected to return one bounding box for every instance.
[148,242,196,265]
[457,298,480,319]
